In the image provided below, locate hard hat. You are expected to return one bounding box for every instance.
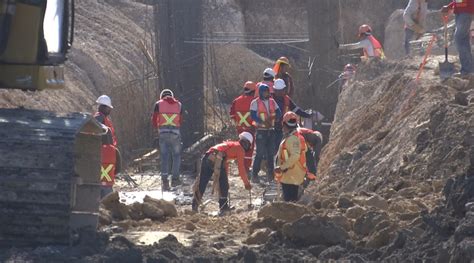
[344,64,356,71]
[243,81,257,91]
[259,83,270,92]
[273,79,286,90]
[239,131,253,144]
[263,68,276,78]
[276,56,290,65]
[160,89,174,98]
[283,111,298,127]
[358,24,372,35]
[96,95,113,108]
[305,131,323,146]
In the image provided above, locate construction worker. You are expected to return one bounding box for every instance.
[275,112,307,202]
[403,0,428,55]
[273,57,295,96]
[337,64,356,93]
[250,84,282,183]
[337,24,385,61]
[152,89,183,191]
[272,78,312,148]
[191,132,253,215]
[297,127,323,187]
[442,0,474,76]
[94,95,121,198]
[256,68,276,95]
[229,81,256,170]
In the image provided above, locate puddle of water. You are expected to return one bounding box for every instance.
[126,231,192,246]
[119,190,177,205]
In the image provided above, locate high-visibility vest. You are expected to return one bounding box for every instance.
[255,98,276,128]
[157,99,181,128]
[100,144,117,186]
[232,95,254,129]
[94,112,117,146]
[207,141,236,154]
[364,35,385,59]
[279,132,307,171]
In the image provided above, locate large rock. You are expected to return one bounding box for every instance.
[249,217,285,233]
[366,226,394,248]
[328,213,353,232]
[282,215,350,247]
[245,228,272,245]
[319,245,348,260]
[364,194,389,210]
[143,196,178,217]
[354,210,389,236]
[346,206,367,219]
[141,203,164,220]
[258,202,311,222]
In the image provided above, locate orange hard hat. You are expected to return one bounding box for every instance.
[244,81,257,91]
[276,56,290,65]
[283,111,298,127]
[358,24,372,35]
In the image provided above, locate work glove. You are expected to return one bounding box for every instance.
[244,182,252,190]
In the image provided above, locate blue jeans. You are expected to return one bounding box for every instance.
[404,28,415,55]
[159,132,182,179]
[455,13,473,74]
[252,129,275,181]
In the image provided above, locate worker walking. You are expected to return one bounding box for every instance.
[403,0,428,55]
[152,89,183,191]
[191,132,253,215]
[229,81,257,170]
[275,112,307,202]
[338,24,385,61]
[297,127,323,187]
[273,57,295,96]
[256,68,276,95]
[94,95,121,198]
[250,84,282,184]
[442,0,474,77]
[272,78,312,148]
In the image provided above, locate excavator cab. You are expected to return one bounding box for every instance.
[0,0,74,90]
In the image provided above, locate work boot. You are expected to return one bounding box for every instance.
[171,177,182,187]
[162,178,170,191]
[191,199,199,212]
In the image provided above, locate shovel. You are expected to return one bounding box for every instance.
[439,15,455,79]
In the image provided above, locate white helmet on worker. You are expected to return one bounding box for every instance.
[96,95,113,108]
[263,68,276,78]
[273,78,286,90]
[160,89,174,99]
[239,131,253,144]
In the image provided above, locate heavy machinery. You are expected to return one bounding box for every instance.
[0,0,104,246]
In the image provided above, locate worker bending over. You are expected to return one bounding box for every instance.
[338,24,385,61]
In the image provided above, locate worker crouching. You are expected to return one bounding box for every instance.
[192,132,253,215]
[275,112,307,202]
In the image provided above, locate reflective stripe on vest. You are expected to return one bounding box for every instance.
[280,133,307,170]
[256,99,276,128]
[364,35,385,59]
[237,112,251,127]
[100,144,117,186]
[158,100,181,127]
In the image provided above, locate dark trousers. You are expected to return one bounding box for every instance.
[252,129,276,181]
[281,183,299,202]
[274,128,283,149]
[192,153,229,209]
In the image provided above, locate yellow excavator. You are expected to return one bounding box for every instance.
[0,0,103,246]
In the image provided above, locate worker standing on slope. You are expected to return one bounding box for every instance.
[275,112,307,202]
[337,64,356,93]
[273,57,295,96]
[191,132,253,215]
[250,84,282,184]
[229,81,256,170]
[338,24,385,61]
[403,0,428,56]
[442,0,474,77]
[94,95,121,198]
[272,78,312,148]
[152,89,183,191]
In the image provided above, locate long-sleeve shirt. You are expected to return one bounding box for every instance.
[339,38,375,57]
[403,0,428,28]
[273,95,312,130]
[208,141,250,186]
[276,130,306,185]
[249,98,282,126]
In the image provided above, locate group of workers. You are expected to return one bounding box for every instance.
[93,0,472,214]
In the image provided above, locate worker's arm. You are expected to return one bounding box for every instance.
[403,0,419,27]
[95,115,114,145]
[339,41,365,50]
[289,99,312,118]
[273,99,282,120]
[250,100,262,124]
[234,147,251,188]
[151,102,160,128]
[229,99,236,119]
[279,135,301,171]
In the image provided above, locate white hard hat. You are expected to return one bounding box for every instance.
[96,95,113,108]
[273,79,286,90]
[160,89,174,98]
[263,68,275,78]
[239,131,253,144]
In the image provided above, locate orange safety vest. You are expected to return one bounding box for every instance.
[280,132,307,170]
[232,95,254,129]
[157,99,181,128]
[94,112,117,146]
[207,141,235,154]
[100,144,117,186]
[255,99,276,128]
[364,35,385,59]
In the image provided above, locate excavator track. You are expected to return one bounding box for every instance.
[0,109,104,246]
